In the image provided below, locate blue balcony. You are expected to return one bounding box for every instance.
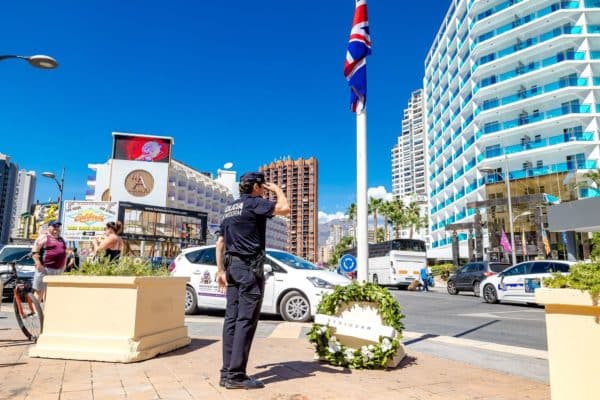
[484,131,595,159]
[85,189,95,196]
[482,103,591,135]
[481,77,588,112]
[474,25,583,72]
[509,160,598,180]
[580,187,600,198]
[476,51,586,92]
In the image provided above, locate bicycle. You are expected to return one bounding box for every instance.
[1,256,44,341]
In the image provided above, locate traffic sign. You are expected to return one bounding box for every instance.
[339,254,357,273]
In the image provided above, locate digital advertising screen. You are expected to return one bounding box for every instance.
[112,134,172,163]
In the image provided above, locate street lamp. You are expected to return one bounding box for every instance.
[0,54,58,69]
[479,156,516,265]
[42,168,65,222]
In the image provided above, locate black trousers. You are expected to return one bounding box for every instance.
[221,259,265,381]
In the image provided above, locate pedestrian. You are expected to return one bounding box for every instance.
[65,247,80,272]
[92,221,124,261]
[31,220,67,302]
[420,266,430,292]
[216,172,290,390]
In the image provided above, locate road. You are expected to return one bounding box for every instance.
[389,288,547,350]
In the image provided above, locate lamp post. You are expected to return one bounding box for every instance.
[0,54,58,69]
[42,168,65,222]
[479,155,517,265]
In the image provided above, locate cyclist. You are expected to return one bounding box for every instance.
[31,220,67,302]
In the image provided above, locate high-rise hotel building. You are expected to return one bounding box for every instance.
[392,89,427,197]
[260,157,318,262]
[426,0,600,259]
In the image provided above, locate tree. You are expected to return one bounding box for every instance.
[346,203,357,244]
[379,201,392,242]
[329,236,355,267]
[387,199,408,239]
[406,202,427,239]
[368,197,383,243]
[375,227,385,243]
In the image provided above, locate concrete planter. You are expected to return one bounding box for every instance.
[536,288,600,400]
[29,276,191,363]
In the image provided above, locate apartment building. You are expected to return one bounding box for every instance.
[425,0,600,259]
[260,157,318,262]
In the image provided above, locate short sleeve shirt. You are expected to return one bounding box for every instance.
[220,194,275,257]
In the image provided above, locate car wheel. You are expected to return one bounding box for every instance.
[447,280,459,295]
[483,284,499,304]
[372,274,379,284]
[279,290,311,322]
[184,285,198,315]
[473,281,481,297]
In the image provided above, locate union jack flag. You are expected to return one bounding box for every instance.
[344,0,371,113]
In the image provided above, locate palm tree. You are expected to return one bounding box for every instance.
[583,169,600,187]
[406,202,426,239]
[346,203,357,244]
[387,199,408,239]
[368,197,383,243]
[379,201,392,242]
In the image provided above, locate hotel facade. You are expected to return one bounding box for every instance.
[426,0,600,260]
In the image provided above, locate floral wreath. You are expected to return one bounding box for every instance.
[308,282,404,369]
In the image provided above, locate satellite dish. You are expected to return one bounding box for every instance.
[223,162,233,169]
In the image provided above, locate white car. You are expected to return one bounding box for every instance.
[170,245,351,322]
[480,260,575,304]
[0,244,35,299]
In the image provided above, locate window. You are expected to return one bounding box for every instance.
[551,262,571,273]
[530,262,553,274]
[503,262,532,276]
[187,248,217,265]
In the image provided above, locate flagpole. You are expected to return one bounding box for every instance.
[505,154,517,265]
[356,110,369,282]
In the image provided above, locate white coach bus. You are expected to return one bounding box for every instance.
[344,239,427,288]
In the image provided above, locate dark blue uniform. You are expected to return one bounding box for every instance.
[220,193,275,383]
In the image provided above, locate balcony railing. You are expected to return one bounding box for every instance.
[509,160,598,180]
[483,131,595,159]
[481,103,591,135]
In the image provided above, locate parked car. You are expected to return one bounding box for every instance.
[480,260,576,305]
[0,244,35,300]
[170,245,352,322]
[447,261,511,296]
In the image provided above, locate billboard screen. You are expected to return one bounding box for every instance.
[112,134,171,163]
[62,201,118,241]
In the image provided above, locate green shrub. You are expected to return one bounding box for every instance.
[544,262,600,297]
[67,256,169,277]
[430,263,456,281]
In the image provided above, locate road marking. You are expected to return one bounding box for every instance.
[402,330,547,359]
[456,312,543,321]
[185,317,224,324]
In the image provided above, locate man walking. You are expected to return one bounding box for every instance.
[31,220,67,302]
[216,172,289,390]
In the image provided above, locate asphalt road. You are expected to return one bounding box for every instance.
[389,288,547,350]
[1,286,547,351]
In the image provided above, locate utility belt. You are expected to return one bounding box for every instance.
[225,251,266,278]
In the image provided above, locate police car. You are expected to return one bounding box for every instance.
[170,245,352,322]
[480,260,575,305]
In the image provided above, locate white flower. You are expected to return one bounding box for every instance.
[328,337,341,353]
[344,348,355,361]
[367,345,375,351]
[381,338,392,352]
[319,326,328,334]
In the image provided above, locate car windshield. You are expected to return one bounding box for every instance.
[0,247,34,265]
[490,263,511,273]
[267,251,321,270]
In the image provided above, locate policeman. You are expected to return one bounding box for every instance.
[216,171,289,390]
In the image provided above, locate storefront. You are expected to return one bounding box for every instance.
[117,201,207,259]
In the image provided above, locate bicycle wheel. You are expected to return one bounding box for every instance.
[13,292,44,341]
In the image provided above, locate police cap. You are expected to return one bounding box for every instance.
[240,172,266,185]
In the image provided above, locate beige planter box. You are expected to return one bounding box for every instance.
[29,276,191,363]
[536,288,600,400]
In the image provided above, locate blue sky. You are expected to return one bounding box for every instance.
[2,1,447,219]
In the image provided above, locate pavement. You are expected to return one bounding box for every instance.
[0,321,550,400]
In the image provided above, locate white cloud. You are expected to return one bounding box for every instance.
[367,186,394,201]
[318,211,346,224]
